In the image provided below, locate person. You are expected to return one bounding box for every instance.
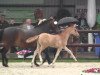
[78,13,88,30]
[93,24,100,58]
[0,15,9,29]
[0,15,9,42]
[24,9,52,64]
[78,13,89,52]
[18,18,34,30]
[34,8,46,25]
[9,18,16,27]
[23,18,32,25]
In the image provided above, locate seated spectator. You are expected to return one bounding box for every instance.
[9,18,16,26]
[19,18,33,30]
[23,18,32,25]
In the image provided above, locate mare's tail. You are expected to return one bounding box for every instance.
[26,35,39,43]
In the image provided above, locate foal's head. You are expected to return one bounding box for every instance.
[67,24,79,37]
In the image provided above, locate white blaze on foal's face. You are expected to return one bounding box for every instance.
[74,24,78,27]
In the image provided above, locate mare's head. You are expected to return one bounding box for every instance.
[67,23,79,37]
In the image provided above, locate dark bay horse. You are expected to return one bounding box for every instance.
[0,19,56,67]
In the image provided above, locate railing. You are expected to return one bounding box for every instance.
[67,30,100,47]
[78,30,100,33]
[0,30,100,47]
[67,44,100,47]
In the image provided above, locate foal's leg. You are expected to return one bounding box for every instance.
[31,49,38,67]
[38,53,43,65]
[50,48,61,66]
[38,46,46,65]
[42,48,52,64]
[64,47,77,61]
[31,42,41,67]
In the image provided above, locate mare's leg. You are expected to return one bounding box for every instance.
[64,47,77,61]
[1,47,9,67]
[50,48,61,66]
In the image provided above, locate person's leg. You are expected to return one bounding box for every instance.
[24,47,52,65]
[42,48,52,64]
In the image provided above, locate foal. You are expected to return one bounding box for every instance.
[26,25,79,67]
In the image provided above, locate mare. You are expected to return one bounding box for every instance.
[0,18,56,67]
[26,24,79,67]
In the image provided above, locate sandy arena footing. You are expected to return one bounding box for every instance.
[0,62,100,75]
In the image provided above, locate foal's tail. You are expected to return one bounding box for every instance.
[26,35,39,43]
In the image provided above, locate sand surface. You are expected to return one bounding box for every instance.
[0,62,100,75]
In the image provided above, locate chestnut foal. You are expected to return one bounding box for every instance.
[26,24,79,67]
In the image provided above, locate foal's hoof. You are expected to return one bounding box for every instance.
[75,60,78,62]
[31,65,33,68]
[31,65,39,68]
[48,64,55,68]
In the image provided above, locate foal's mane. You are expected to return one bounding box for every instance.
[58,26,70,33]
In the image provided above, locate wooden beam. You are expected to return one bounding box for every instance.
[0,4,75,7]
[78,30,100,33]
[67,44,100,47]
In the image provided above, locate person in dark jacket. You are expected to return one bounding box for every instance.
[0,15,9,29]
[24,9,52,65]
[0,15,9,42]
[78,13,89,30]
